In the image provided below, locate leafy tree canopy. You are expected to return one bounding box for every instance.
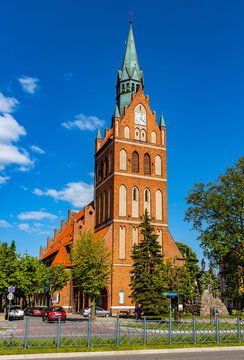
[184,156,244,264]
[70,230,112,305]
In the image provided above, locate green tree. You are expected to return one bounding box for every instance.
[130,210,167,315]
[184,156,244,305]
[161,257,199,317]
[0,241,18,307]
[18,254,48,307]
[70,230,112,319]
[46,265,70,306]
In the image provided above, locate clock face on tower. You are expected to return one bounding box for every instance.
[135,111,147,126]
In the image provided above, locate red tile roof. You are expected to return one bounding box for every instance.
[41,202,93,261]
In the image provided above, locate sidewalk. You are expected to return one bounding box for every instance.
[1,346,244,359]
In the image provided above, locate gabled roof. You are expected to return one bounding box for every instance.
[98,127,113,150]
[41,202,94,261]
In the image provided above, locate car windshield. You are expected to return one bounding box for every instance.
[34,307,42,310]
[49,307,64,311]
[84,307,90,310]
[10,306,21,310]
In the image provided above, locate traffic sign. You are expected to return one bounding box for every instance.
[7,293,14,300]
[8,286,15,293]
[51,296,56,301]
[164,292,178,298]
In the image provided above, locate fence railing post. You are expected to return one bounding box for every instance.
[169,315,172,344]
[24,316,29,350]
[143,316,147,344]
[56,316,61,348]
[116,315,120,346]
[237,316,241,343]
[193,315,196,344]
[87,314,91,347]
[215,316,219,344]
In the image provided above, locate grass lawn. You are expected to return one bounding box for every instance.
[0,341,244,356]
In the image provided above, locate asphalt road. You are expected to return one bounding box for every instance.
[24,349,244,360]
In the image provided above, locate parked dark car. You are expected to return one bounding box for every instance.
[42,306,66,322]
[30,307,43,317]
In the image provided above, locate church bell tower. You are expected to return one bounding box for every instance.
[94,23,182,309]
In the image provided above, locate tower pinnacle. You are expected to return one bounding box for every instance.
[116,24,144,116]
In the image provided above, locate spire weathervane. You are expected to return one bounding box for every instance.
[128,10,134,23]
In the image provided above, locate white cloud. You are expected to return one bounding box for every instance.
[0,114,26,143]
[18,76,39,94]
[0,114,33,171]
[0,219,12,228]
[0,93,19,113]
[30,145,45,154]
[64,73,73,80]
[0,175,10,185]
[87,172,94,178]
[18,223,30,231]
[0,144,33,170]
[62,113,105,132]
[18,211,57,221]
[34,181,94,208]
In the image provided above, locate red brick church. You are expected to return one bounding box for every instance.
[39,23,183,313]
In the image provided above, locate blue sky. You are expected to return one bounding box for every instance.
[0,0,243,262]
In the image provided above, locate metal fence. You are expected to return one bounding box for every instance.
[0,316,243,349]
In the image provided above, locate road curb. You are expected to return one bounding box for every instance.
[1,346,244,359]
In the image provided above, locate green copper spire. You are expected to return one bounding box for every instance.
[121,24,140,76]
[113,104,120,118]
[116,23,144,116]
[96,127,102,140]
[159,113,166,127]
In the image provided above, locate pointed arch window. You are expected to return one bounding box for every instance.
[120,149,127,170]
[119,185,127,217]
[119,290,125,304]
[119,226,126,259]
[110,151,113,173]
[100,193,103,224]
[132,227,139,246]
[155,155,162,176]
[141,129,146,142]
[104,190,108,220]
[109,186,112,218]
[100,161,104,181]
[144,188,151,216]
[105,156,109,177]
[156,190,163,220]
[124,126,130,139]
[151,131,157,144]
[132,186,139,218]
[144,153,151,175]
[135,128,140,140]
[132,151,139,173]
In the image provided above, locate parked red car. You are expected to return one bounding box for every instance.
[30,307,43,317]
[42,306,66,322]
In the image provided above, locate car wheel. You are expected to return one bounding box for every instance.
[105,313,109,317]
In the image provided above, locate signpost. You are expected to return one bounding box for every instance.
[164,292,178,319]
[7,293,14,301]
[7,286,15,321]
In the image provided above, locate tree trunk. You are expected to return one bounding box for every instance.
[91,296,96,320]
